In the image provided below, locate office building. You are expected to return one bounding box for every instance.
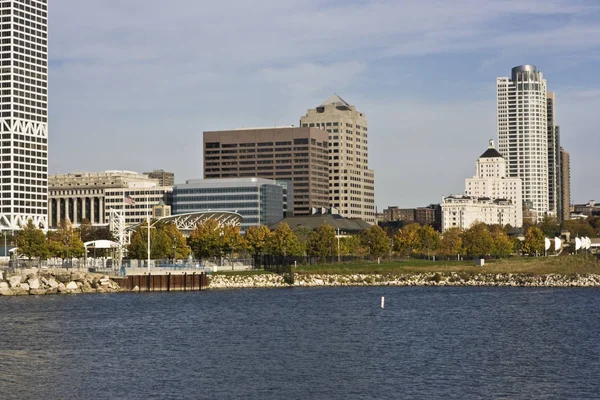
[203,127,329,215]
[497,65,548,219]
[48,171,172,227]
[0,1,49,230]
[173,178,289,232]
[441,195,519,231]
[144,169,174,187]
[559,147,571,221]
[300,95,376,224]
[382,205,441,227]
[465,140,523,226]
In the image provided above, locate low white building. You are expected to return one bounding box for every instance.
[465,140,523,226]
[441,195,519,231]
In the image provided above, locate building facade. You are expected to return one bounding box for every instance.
[465,140,523,226]
[300,95,376,224]
[546,92,559,216]
[382,205,440,227]
[48,171,172,227]
[559,146,570,221]
[173,178,288,232]
[441,195,518,232]
[497,65,548,219]
[0,0,49,230]
[203,127,328,216]
[144,169,174,187]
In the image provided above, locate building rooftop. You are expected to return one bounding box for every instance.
[270,214,371,233]
[480,139,504,159]
[319,94,351,107]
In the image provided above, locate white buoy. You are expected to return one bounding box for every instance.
[381,296,385,309]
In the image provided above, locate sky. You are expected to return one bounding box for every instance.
[48,0,600,209]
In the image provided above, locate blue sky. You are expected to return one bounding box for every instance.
[49,0,600,209]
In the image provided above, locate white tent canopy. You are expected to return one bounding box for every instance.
[84,240,120,249]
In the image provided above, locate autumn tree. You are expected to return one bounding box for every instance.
[221,225,246,265]
[15,219,48,259]
[539,215,560,237]
[489,225,514,257]
[360,225,390,258]
[522,226,545,256]
[461,222,494,258]
[419,225,440,259]
[306,224,336,260]
[393,223,421,257]
[244,225,271,258]
[438,227,464,258]
[127,220,172,259]
[339,235,366,257]
[188,219,224,260]
[162,222,191,260]
[267,223,303,256]
[47,219,85,259]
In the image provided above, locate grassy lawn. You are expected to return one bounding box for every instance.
[293,255,600,275]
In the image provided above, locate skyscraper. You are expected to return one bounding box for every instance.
[497,65,548,219]
[300,95,376,224]
[559,146,570,221]
[0,1,48,230]
[546,92,559,216]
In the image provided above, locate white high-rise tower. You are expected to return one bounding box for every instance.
[0,0,48,230]
[497,65,548,219]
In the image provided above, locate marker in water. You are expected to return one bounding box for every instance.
[381,296,385,309]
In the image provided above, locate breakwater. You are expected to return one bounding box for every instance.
[0,269,124,296]
[210,272,600,289]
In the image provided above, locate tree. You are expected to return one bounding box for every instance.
[393,223,421,257]
[47,219,85,259]
[267,223,303,256]
[162,222,191,260]
[221,225,246,264]
[418,225,440,258]
[293,226,313,254]
[16,219,48,259]
[306,224,336,260]
[438,227,464,258]
[127,220,172,259]
[461,222,494,258]
[522,226,545,256]
[339,235,366,257]
[539,215,560,237]
[245,225,271,258]
[489,225,514,257]
[77,218,115,243]
[360,225,390,258]
[188,219,223,260]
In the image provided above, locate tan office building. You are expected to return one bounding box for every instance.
[203,127,329,216]
[300,95,376,224]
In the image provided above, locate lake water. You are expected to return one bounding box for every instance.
[1,287,599,399]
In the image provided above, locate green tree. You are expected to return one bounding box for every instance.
[267,223,303,256]
[339,235,366,257]
[47,219,85,259]
[419,225,440,258]
[461,222,494,258]
[539,215,560,237]
[188,219,223,260]
[306,224,336,260]
[293,226,313,254]
[522,226,545,256]
[244,225,271,257]
[393,223,421,257]
[15,219,48,259]
[562,219,597,238]
[438,227,464,258]
[360,225,390,258]
[127,220,172,259]
[489,225,514,257]
[162,222,191,260]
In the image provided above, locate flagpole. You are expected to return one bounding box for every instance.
[147,190,150,273]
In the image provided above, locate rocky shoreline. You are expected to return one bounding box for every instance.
[0,269,124,296]
[210,272,600,289]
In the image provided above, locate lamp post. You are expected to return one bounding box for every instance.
[3,231,6,259]
[173,243,177,265]
[66,235,71,269]
[336,228,341,263]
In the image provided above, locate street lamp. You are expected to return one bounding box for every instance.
[66,235,71,269]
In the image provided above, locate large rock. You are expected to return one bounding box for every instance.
[57,283,66,293]
[28,278,40,290]
[45,288,58,295]
[70,272,86,282]
[8,275,22,288]
[0,282,9,290]
[0,289,14,296]
[65,281,78,290]
[19,283,30,291]
[47,278,59,289]
[29,288,47,295]
[0,271,3,280]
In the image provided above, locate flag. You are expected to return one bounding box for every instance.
[124,195,136,205]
